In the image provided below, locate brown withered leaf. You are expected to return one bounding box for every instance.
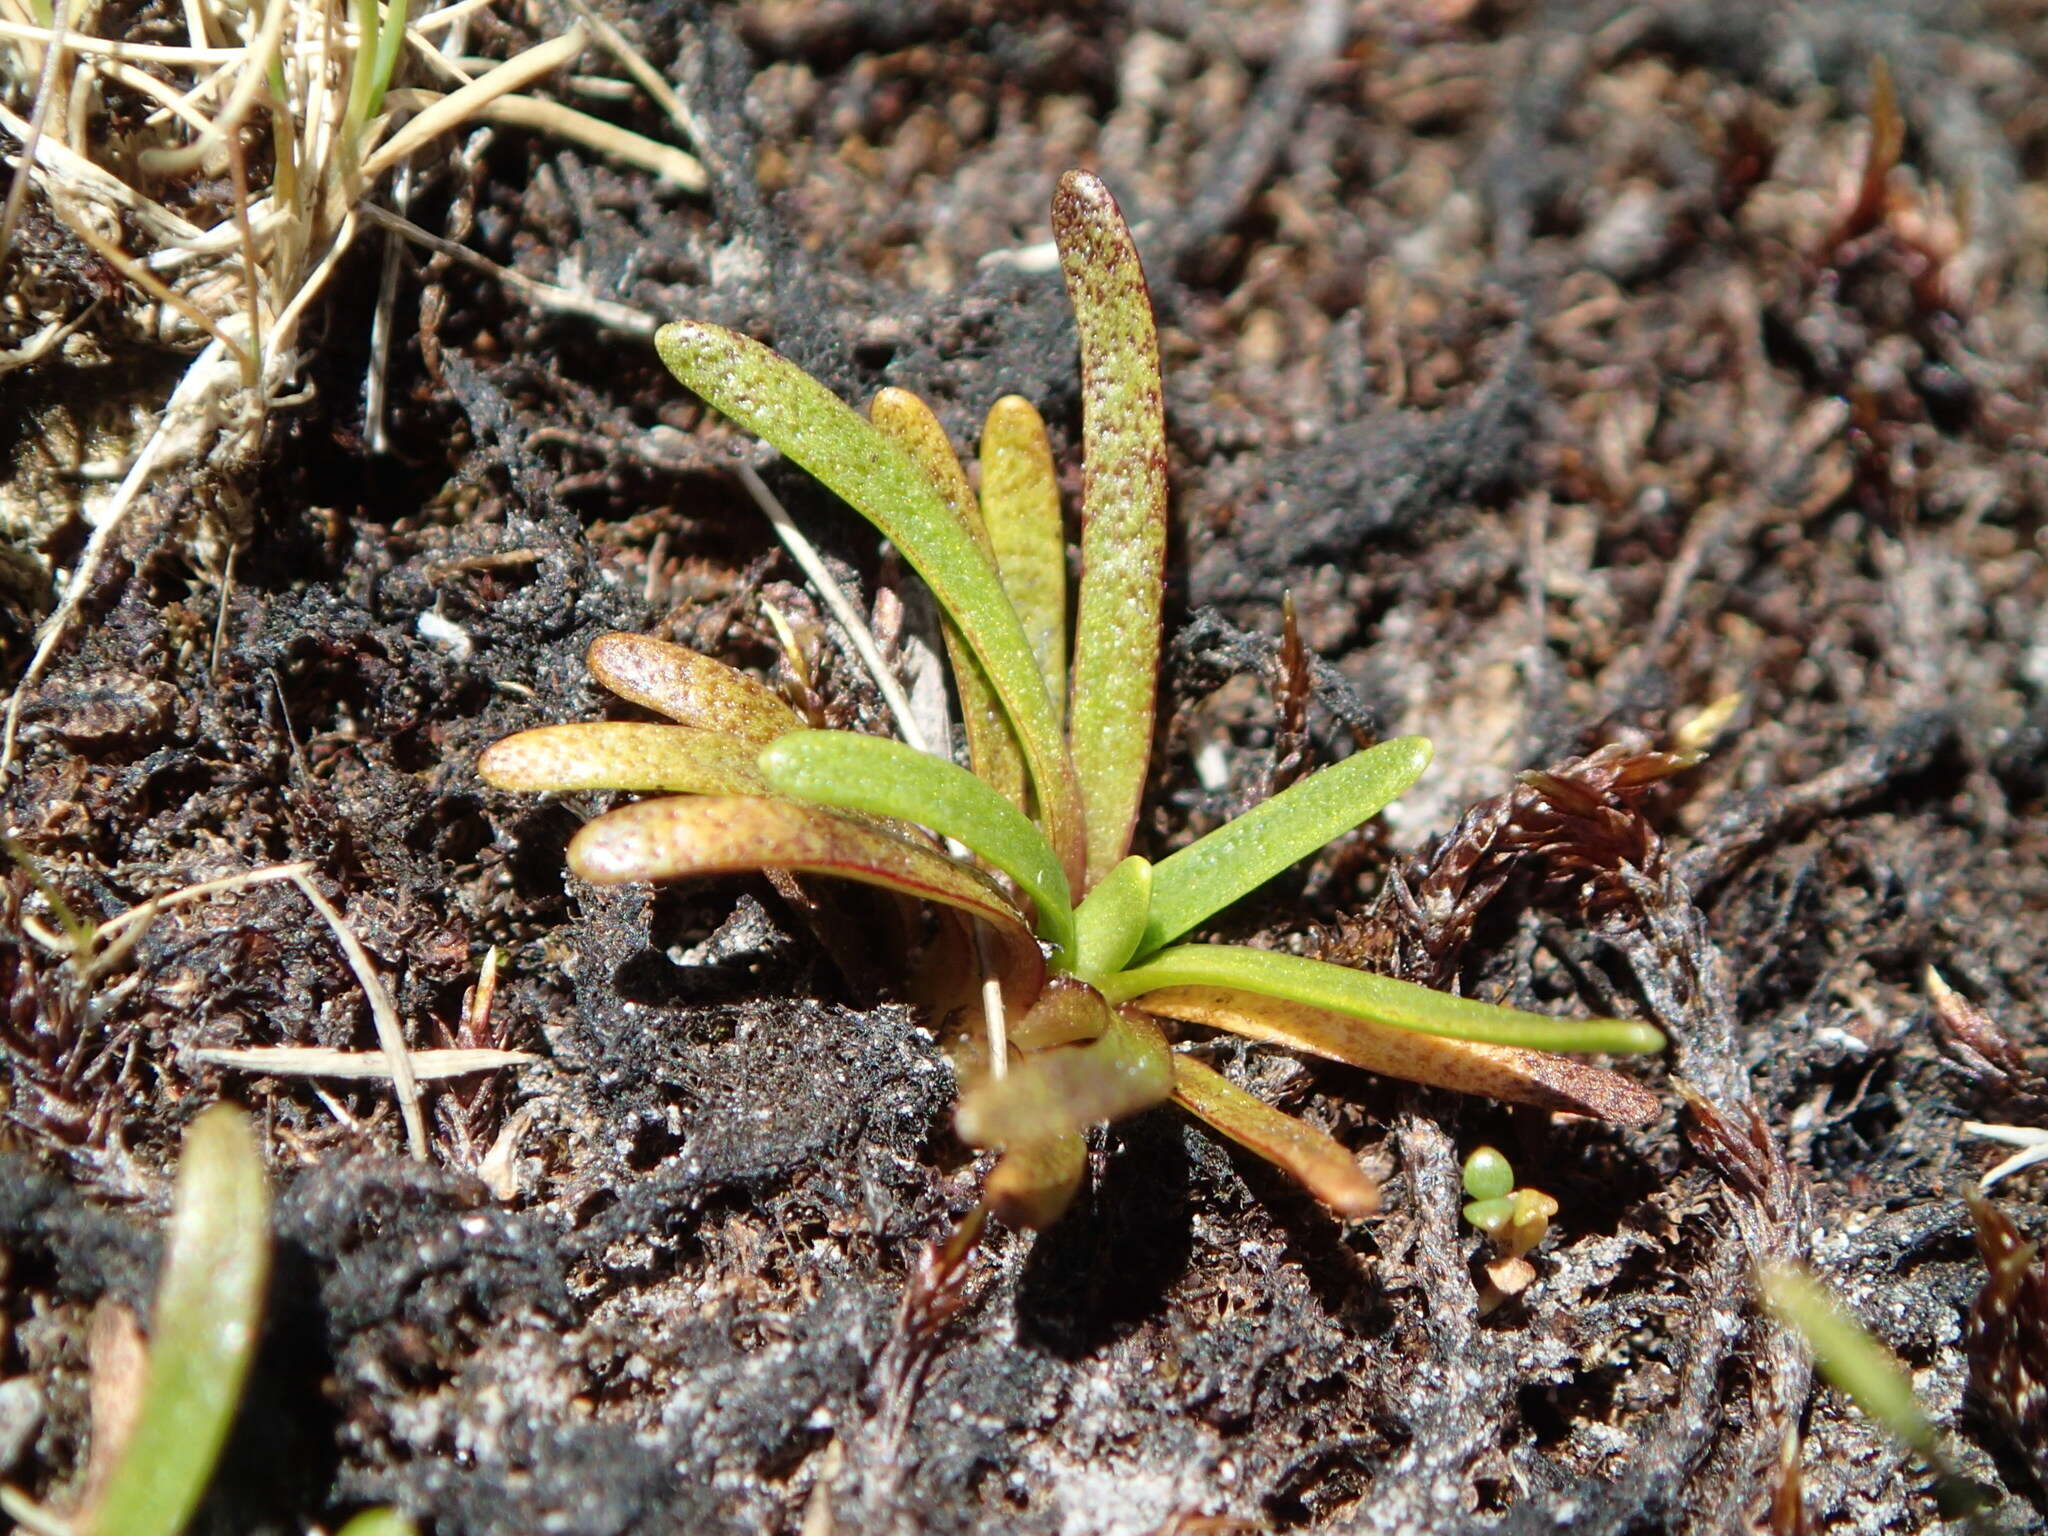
[1931,972,2048,1116]
[1338,739,1694,986]
[1966,1192,2048,1485]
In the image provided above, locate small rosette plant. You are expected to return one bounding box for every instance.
[481,170,1663,1229]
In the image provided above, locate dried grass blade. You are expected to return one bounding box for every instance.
[362,24,584,177]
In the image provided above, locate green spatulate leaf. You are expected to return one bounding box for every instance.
[1138,737,1432,957]
[1053,170,1168,888]
[1069,853,1152,983]
[1106,944,1667,1055]
[86,1104,270,1536]
[570,793,1046,1002]
[758,729,1074,958]
[655,320,1085,888]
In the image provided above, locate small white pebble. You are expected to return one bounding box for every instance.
[417,608,474,662]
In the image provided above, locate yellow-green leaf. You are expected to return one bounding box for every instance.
[956,1008,1172,1147]
[1134,984,1661,1124]
[1106,945,1666,1056]
[979,395,1068,720]
[586,633,801,744]
[1054,169,1168,888]
[479,723,771,796]
[568,793,1044,1003]
[869,386,1027,810]
[654,321,1085,888]
[1170,1054,1379,1218]
[984,1131,1086,1230]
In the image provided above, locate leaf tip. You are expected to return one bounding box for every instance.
[566,815,643,885]
[475,737,523,789]
[1053,166,1114,221]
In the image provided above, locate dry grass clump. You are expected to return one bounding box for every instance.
[0,0,699,763]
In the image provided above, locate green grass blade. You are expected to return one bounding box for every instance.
[569,793,1046,1003]
[869,386,1027,809]
[479,723,771,795]
[1759,1266,1947,1467]
[87,1104,270,1536]
[759,729,1073,955]
[1106,945,1667,1055]
[1138,737,1433,956]
[1135,982,1661,1123]
[1170,1054,1379,1218]
[655,320,1084,887]
[979,395,1067,720]
[1053,170,1168,888]
[586,633,801,743]
[365,0,409,120]
[342,0,381,140]
[1068,853,1151,982]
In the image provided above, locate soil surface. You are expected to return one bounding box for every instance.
[6,2,2048,1533]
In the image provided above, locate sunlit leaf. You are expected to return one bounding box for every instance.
[1170,1054,1379,1218]
[654,320,1085,888]
[1053,169,1168,888]
[1106,945,1666,1055]
[758,729,1074,957]
[586,632,801,744]
[479,723,771,796]
[569,793,1044,1002]
[86,1104,270,1536]
[984,1131,1086,1230]
[1138,737,1433,957]
[979,395,1067,718]
[1069,853,1152,983]
[956,1008,1172,1147]
[1134,983,1661,1124]
[870,386,1027,809]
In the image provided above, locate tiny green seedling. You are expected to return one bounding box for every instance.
[1461,1143,1559,1308]
[481,170,1664,1228]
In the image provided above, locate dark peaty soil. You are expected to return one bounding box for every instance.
[5,1,2048,1532]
